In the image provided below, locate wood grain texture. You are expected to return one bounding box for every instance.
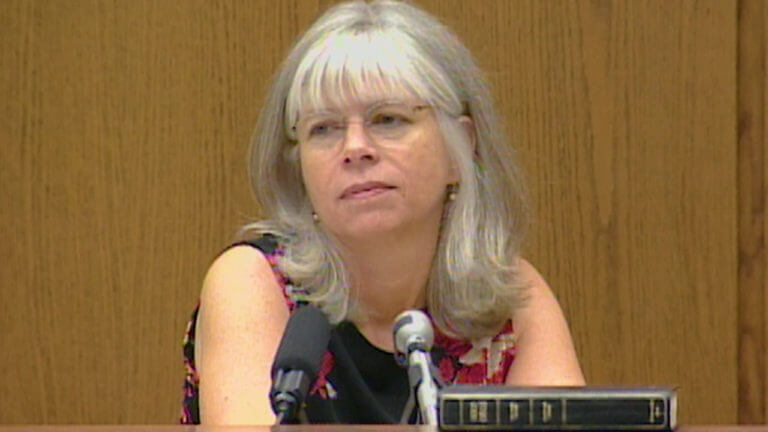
[0,0,324,423]
[0,0,740,425]
[417,0,738,424]
[738,0,767,424]
[0,427,766,432]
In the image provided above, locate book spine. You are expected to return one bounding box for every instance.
[439,397,672,430]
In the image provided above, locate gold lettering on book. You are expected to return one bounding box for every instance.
[650,400,663,421]
[562,399,567,423]
[542,402,553,423]
[649,400,655,423]
[469,401,488,423]
[508,402,519,422]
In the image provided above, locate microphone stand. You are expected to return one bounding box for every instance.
[393,309,443,425]
[400,349,443,425]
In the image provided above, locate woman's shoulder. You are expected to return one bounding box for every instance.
[200,235,290,313]
[192,238,292,425]
[207,244,272,277]
[505,257,585,385]
[509,256,564,335]
[514,257,551,299]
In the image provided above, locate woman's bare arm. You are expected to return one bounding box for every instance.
[505,259,585,386]
[195,245,291,425]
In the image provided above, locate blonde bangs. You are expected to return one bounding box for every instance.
[285,29,460,131]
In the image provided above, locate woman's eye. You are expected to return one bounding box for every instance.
[372,113,406,126]
[308,123,332,136]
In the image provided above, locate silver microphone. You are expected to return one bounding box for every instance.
[393,310,440,425]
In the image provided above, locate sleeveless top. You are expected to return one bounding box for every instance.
[180,234,517,424]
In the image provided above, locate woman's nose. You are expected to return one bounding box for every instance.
[341,121,379,165]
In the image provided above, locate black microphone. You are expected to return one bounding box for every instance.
[393,310,441,425]
[270,305,331,424]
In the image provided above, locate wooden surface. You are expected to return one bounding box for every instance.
[457,1,738,425]
[0,0,753,426]
[738,0,768,425]
[762,0,767,424]
[0,426,766,432]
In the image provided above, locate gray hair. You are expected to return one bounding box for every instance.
[240,0,529,340]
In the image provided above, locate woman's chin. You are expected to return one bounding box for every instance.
[326,215,405,241]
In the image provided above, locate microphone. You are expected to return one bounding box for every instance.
[393,310,441,425]
[270,305,331,424]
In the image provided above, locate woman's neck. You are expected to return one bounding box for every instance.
[336,221,441,330]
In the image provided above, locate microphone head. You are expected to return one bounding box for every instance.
[392,309,434,355]
[271,305,331,381]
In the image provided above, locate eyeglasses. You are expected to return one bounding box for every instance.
[290,101,431,147]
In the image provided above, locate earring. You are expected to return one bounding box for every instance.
[312,212,320,222]
[447,184,459,201]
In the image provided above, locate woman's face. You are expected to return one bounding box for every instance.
[297,91,459,242]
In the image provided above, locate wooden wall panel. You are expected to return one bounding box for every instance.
[738,0,767,424]
[419,0,738,424]
[0,0,741,426]
[0,0,327,423]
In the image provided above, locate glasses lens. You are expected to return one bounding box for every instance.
[297,114,343,144]
[366,104,419,140]
[295,103,428,145]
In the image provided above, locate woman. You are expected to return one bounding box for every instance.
[181,0,584,425]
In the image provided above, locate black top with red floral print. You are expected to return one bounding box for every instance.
[180,235,517,424]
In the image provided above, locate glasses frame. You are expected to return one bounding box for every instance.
[288,101,433,144]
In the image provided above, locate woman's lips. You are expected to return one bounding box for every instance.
[340,181,396,199]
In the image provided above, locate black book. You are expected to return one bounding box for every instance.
[438,385,677,431]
